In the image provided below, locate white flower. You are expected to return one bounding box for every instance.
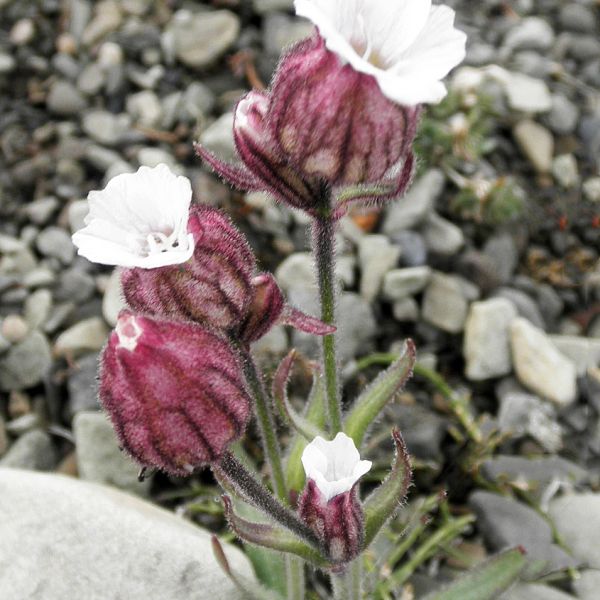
[72,164,195,269]
[294,0,467,105]
[301,432,372,501]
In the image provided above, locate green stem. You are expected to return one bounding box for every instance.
[332,559,362,600]
[312,208,342,433]
[238,345,287,502]
[285,556,305,600]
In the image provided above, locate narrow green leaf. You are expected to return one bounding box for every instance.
[222,496,329,568]
[423,547,527,600]
[363,429,412,548]
[344,340,416,447]
[285,369,327,492]
[273,350,327,442]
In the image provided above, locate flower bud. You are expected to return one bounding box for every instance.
[299,432,372,563]
[121,205,255,331]
[99,311,252,475]
[269,35,420,189]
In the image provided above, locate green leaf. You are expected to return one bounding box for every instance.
[273,350,327,442]
[363,429,412,548]
[344,339,416,447]
[285,369,327,493]
[423,548,527,600]
[244,546,287,597]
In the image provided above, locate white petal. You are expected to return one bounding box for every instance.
[72,164,194,269]
[301,432,372,501]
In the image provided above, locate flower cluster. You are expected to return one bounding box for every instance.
[73,164,331,474]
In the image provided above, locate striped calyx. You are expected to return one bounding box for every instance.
[99,311,251,475]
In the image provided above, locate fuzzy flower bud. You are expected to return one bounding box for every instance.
[99,311,252,475]
[299,433,372,563]
[121,205,256,331]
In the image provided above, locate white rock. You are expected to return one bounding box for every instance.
[422,272,470,333]
[505,73,552,114]
[0,468,254,599]
[199,112,236,162]
[510,317,577,406]
[102,269,126,327]
[504,17,555,51]
[24,289,53,330]
[126,90,162,127]
[392,297,419,322]
[358,235,401,303]
[422,213,465,256]
[68,200,89,234]
[583,177,600,203]
[464,298,518,381]
[54,317,109,357]
[549,335,600,376]
[552,154,579,188]
[514,120,554,173]
[382,267,431,301]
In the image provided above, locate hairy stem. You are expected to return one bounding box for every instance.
[238,345,287,501]
[331,559,362,600]
[312,207,342,433]
[285,556,305,600]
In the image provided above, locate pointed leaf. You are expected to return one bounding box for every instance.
[273,350,328,442]
[280,306,336,336]
[285,367,327,492]
[363,429,412,548]
[423,547,527,600]
[344,339,416,447]
[222,496,329,568]
[211,535,284,600]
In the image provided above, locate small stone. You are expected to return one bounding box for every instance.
[510,318,577,406]
[199,113,235,162]
[67,354,100,417]
[568,36,600,62]
[68,200,89,234]
[504,17,555,51]
[46,80,87,116]
[166,10,240,68]
[23,196,59,225]
[10,19,35,45]
[421,213,465,256]
[137,147,177,169]
[482,232,519,285]
[262,13,314,56]
[545,94,579,135]
[0,430,57,471]
[382,267,431,301]
[358,235,401,302]
[126,90,162,127]
[102,269,126,327]
[514,120,554,173]
[0,53,16,74]
[382,169,445,235]
[74,411,150,496]
[1,315,29,344]
[583,177,600,203]
[275,253,315,292]
[559,4,598,33]
[494,287,545,328]
[549,494,600,569]
[464,298,517,381]
[252,325,288,359]
[0,468,254,599]
[82,110,130,146]
[422,272,469,333]
[505,74,552,114]
[0,332,52,391]
[77,62,105,96]
[552,154,579,188]
[54,318,109,357]
[54,269,95,304]
[82,0,123,46]
[392,297,419,322]
[390,230,428,267]
[253,0,293,13]
[470,491,575,573]
[36,227,75,265]
[549,336,600,377]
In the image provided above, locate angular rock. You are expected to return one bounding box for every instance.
[199,112,235,162]
[36,227,76,265]
[494,287,545,329]
[382,169,445,235]
[382,267,431,301]
[422,212,464,256]
[464,298,517,380]
[514,120,554,173]
[0,331,52,391]
[0,468,254,599]
[549,336,600,377]
[0,430,56,471]
[510,318,577,406]
[392,297,419,322]
[549,493,600,569]
[54,318,109,357]
[67,353,100,417]
[46,80,87,115]
[422,272,469,333]
[504,17,555,51]
[358,235,401,303]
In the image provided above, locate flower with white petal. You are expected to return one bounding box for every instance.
[294,0,467,105]
[72,164,195,269]
[301,432,372,502]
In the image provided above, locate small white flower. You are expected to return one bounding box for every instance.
[301,432,372,501]
[294,0,467,106]
[72,164,195,269]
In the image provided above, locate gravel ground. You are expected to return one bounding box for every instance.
[0,0,599,598]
